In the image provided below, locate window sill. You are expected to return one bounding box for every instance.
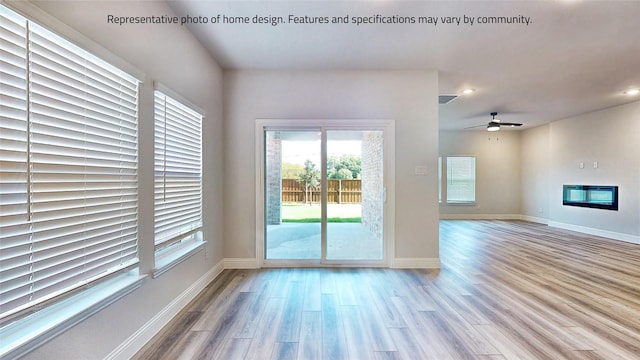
[446,201,477,206]
[153,236,206,278]
[0,269,146,360]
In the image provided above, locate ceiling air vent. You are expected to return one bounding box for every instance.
[439,95,458,104]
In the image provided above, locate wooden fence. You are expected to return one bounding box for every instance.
[282,179,361,203]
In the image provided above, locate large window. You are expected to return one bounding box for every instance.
[446,156,476,204]
[0,5,139,324]
[153,91,202,255]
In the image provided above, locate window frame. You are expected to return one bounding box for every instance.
[152,84,205,277]
[438,156,442,203]
[444,155,477,205]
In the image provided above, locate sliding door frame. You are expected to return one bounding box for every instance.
[255,119,395,268]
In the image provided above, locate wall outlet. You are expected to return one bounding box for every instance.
[593,161,598,168]
[538,207,544,213]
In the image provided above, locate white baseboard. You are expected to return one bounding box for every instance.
[105,260,224,360]
[224,257,261,269]
[439,213,522,220]
[224,256,442,269]
[548,221,640,245]
[393,257,441,269]
[439,215,639,244]
[520,215,549,224]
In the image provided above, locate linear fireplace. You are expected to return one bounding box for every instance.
[563,185,618,211]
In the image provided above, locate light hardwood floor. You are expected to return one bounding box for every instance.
[134,220,640,359]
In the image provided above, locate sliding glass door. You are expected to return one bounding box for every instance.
[264,130,322,260]
[264,127,385,264]
[325,130,384,261]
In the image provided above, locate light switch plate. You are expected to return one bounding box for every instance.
[414,165,427,175]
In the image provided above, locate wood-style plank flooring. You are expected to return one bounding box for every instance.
[134,220,640,359]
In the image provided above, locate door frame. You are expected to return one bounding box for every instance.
[255,119,395,268]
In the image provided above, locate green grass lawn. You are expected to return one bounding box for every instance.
[282,203,361,223]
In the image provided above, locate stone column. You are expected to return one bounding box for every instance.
[361,131,384,241]
[266,131,282,225]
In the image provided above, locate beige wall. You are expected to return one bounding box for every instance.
[520,124,550,220]
[19,1,224,359]
[521,100,640,239]
[223,70,440,262]
[548,101,640,237]
[439,130,522,217]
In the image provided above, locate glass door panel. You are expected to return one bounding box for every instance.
[326,130,384,261]
[265,130,321,260]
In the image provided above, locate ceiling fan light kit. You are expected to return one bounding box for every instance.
[484,112,523,132]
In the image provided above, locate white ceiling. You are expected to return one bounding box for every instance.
[167,0,640,131]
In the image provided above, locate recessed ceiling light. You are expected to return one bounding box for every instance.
[624,89,639,96]
[462,88,475,95]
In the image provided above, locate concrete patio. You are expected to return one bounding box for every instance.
[266,222,383,260]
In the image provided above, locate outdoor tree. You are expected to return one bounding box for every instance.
[282,162,304,179]
[297,159,320,205]
[327,155,361,179]
[335,168,353,179]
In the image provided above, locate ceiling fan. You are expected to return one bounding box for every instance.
[484,112,523,131]
[465,112,523,131]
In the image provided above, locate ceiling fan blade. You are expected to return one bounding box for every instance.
[499,122,523,127]
[464,124,488,130]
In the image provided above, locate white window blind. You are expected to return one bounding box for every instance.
[154,91,202,251]
[446,156,476,203]
[0,6,139,322]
